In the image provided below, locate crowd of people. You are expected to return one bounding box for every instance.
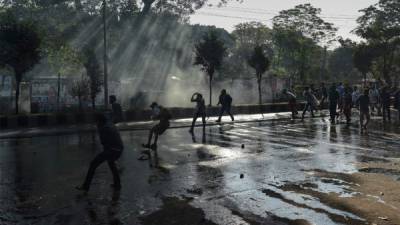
[284,82,400,130]
[75,84,400,193]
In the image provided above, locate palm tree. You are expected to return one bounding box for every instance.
[0,15,41,114]
[248,45,270,112]
[194,31,226,106]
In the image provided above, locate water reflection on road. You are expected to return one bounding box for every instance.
[1,117,400,224]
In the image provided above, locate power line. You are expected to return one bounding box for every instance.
[203,5,359,21]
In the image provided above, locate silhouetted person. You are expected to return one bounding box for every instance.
[328,84,340,124]
[301,87,316,120]
[76,113,124,192]
[283,89,298,119]
[343,87,353,124]
[319,82,328,110]
[394,89,400,120]
[380,86,391,122]
[109,95,123,124]
[337,82,345,116]
[189,93,206,133]
[352,86,360,108]
[369,85,380,115]
[357,89,370,131]
[216,89,234,122]
[142,102,171,149]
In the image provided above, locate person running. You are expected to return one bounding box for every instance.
[109,95,123,124]
[142,102,171,149]
[283,89,298,119]
[319,82,328,110]
[380,86,391,122]
[343,87,353,124]
[358,89,370,131]
[216,89,234,122]
[189,93,206,133]
[76,113,124,192]
[301,87,317,120]
[328,84,340,124]
[369,85,380,115]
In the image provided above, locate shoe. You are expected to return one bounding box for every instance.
[216,120,221,123]
[75,185,88,192]
[150,144,157,150]
[142,144,151,148]
[141,149,151,155]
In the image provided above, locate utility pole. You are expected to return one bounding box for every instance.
[319,46,327,83]
[103,0,109,109]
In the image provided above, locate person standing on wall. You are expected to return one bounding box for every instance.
[216,89,234,123]
[109,95,123,124]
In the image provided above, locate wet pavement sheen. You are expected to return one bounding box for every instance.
[1,115,400,225]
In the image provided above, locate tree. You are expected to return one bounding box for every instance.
[69,76,90,112]
[354,0,400,86]
[84,48,103,109]
[353,43,376,87]
[194,31,227,105]
[248,45,270,111]
[0,14,41,114]
[272,4,337,84]
[47,44,82,111]
[328,38,357,82]
[272,4,337,43]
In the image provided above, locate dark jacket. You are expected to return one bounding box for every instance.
[98,123,124,151]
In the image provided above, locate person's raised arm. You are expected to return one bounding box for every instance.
[191,93,198,102]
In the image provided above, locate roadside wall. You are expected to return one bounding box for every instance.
[0,103,304,129]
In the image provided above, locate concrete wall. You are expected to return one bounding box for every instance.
[0,102,302,129]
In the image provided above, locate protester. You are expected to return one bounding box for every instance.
[109,95,123,124]
[301,87,317,120]
[394,88,400,120]
[337,82,345,116]
[142,102,171,149]
[343,87,353,124]
[319,82,328,110]
[189,93,206,133]
[328,84,340,124]
[358,89,370,131]
[283,89,298,119]
[369,85,380,115]
[352,86,360,108]
[216,89,234,123]
[76,113,124,192]
[380,86,391,122]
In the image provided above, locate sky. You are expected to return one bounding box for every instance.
[190,0,378,41]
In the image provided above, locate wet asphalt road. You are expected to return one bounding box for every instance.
[1,114,400,225]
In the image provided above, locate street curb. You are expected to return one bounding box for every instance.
[0,102,306,130]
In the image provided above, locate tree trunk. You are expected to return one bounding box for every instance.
[15,80,20,114]
[363,72,367,88]
[57,73,60,112]
[257,76,262,115]
[74,0,82,11]
[78,96,82,112]
[92,97,96,110]
[141,0,155,15]
[209,74,212,106]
